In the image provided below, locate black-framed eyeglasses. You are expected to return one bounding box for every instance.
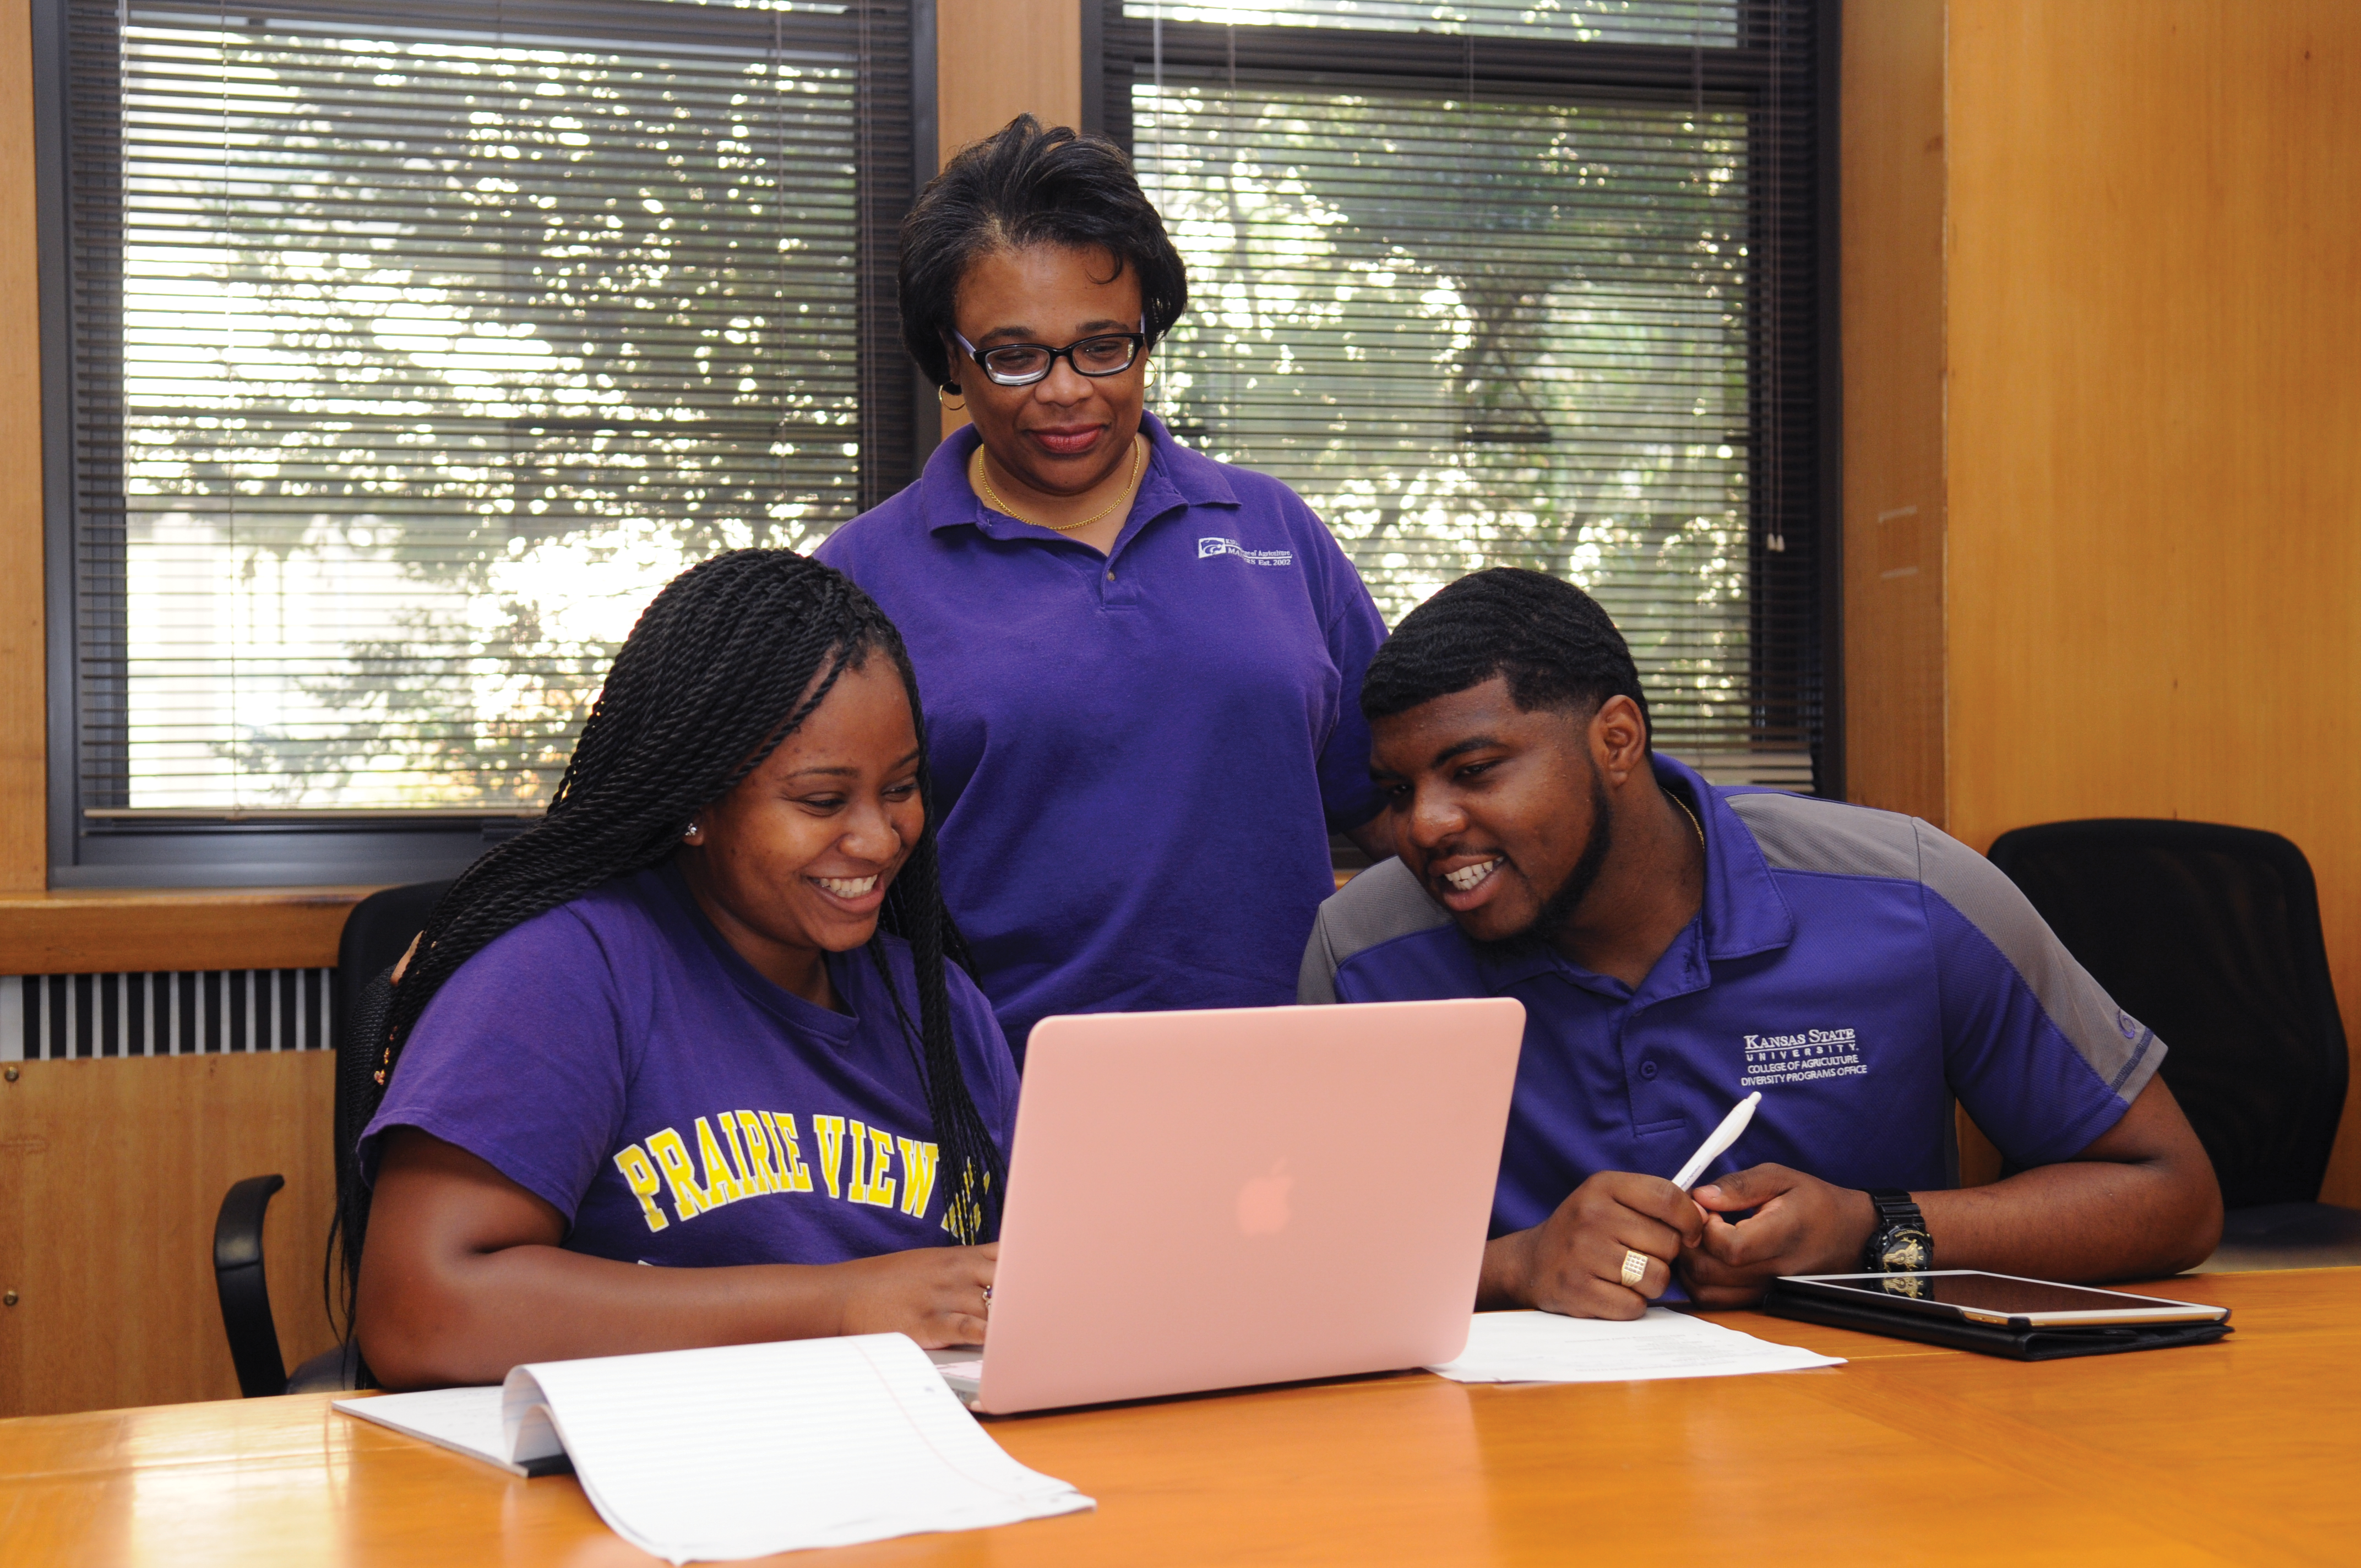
[953,324,1147,387]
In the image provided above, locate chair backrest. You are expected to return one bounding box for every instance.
[1985,820,2348,1207]
[330,881,453,1201]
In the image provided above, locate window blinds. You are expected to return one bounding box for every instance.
[1105,1,1827,790]
[58,0,914,821]
[1135,0,1736,47]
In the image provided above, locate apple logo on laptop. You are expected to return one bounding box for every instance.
[1236,1159,1293,1235]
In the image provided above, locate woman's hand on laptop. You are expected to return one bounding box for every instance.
[833,1244,999,1348]
[1677,1165,1876,1308]
[1478,1173,1706,1320]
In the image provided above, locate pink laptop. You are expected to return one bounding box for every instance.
[934,998,1524,1414]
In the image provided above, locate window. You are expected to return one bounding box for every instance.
[36,0,927,886]
[1090,0,1836,792]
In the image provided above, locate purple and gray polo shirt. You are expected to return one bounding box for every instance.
[818,413,1387,1061]
[1299,755,2164,1237]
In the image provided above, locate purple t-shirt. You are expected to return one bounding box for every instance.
[360,864,1019,1266]
[816,413,1388,1059]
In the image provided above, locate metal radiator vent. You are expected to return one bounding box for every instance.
[0,971,336,1061]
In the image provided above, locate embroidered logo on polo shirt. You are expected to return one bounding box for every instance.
[1740,1027,1868,1088]
[1198,536,1294,567]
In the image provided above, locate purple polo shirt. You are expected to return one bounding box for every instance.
[817,413,1386,1059]
[1300,756,2164,1243]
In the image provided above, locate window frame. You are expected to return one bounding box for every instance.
[32,0,940,889]
[1086,0,1843,798]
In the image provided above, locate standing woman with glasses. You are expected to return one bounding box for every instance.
[817,115,1392,1063]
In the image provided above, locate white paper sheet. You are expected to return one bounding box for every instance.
[503,1333,1093,1563]
[334,1385,564,1477]
[1426,1308,1844,1383]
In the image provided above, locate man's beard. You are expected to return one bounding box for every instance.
[1477,761,1614,951]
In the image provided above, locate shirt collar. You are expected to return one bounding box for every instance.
[1464,752,1797,995]
[1659,752,1797,963]
[651,859,861,1039]
[921,411,1237,538]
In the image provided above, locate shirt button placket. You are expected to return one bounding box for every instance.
[1100,547,1141,608]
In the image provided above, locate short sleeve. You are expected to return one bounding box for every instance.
[358,907,634,1224]
[1300,499,1388,832]
[1297,906,1342,1006]
[1917,822,2164,1167]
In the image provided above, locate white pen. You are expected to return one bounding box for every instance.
[1669,1091,1761,1191]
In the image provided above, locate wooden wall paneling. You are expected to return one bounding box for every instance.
[0,2,357,1419]
[935,0,1081,166]
[931,0,1085,443]
[1837,0,1949,828]
[0,0,45,894]
[1941,1,2361,1203]
[0,888,374,976]
[0,1052,341,1417]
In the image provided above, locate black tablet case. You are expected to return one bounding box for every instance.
[1761,1282,2234,1361]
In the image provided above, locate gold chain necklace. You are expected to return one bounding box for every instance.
[1672,791,1706,845]
[970,437,1144,535]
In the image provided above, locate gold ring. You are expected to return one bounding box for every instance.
[1619,1249,1649,1289]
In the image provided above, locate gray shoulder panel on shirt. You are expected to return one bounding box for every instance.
[1297,857,1452,1005]
[1723,791,2162,1103]
[1723,789,1922,881]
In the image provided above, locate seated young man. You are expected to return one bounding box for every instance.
[1299,568,2221,1317]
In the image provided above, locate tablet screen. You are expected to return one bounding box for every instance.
[1788,1270,2223,1321]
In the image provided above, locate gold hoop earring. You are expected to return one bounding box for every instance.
[938,384,966,412]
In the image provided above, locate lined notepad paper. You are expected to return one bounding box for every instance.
[336,1382,572,1477]
[1426,1308,1843,1383]
[339,1334,1090,1562]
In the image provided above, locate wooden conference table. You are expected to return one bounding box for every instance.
[4,1270,2355,1567]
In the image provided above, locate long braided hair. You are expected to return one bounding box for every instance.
[334,549,1005,1325]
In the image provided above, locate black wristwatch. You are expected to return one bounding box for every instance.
[1862,1189,1933,1273]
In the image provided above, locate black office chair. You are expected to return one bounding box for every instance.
[213,879,451,1397]
[1985,820,2361,1269]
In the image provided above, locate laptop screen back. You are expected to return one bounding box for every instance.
[976,997,1525,1413]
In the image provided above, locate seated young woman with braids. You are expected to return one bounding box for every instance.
[351,549,1013,1391]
